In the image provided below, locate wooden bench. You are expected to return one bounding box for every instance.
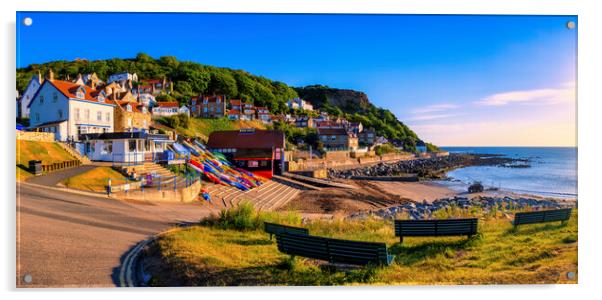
[394,218,478,243]
[276,232,395,266]
[513,208,572,227]
[264,222,309,240]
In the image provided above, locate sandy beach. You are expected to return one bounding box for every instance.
[283,179,576,216]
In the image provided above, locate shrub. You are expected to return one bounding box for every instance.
[201,202,301,231]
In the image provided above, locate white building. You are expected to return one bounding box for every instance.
[287,98,314,111]
[79,132,172,164]
[138,93,157,108]
[151,102,189,118]
[18,72,43,118]
[107,72,138,85]
[28,78,115,141]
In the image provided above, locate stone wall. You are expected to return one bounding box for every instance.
[112,179,201,203]
[16,130,55,142]
[324,150,350,160]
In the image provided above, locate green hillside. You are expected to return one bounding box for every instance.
[16,53,423,150]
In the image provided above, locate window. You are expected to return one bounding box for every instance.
[102,141,112,154]
[75,108,80,121]
[141,107,147,114]
[203,107,208,113]
[127,118,132,127]
[35,113,40,122]
[143,119,147,128]
[76,91,85,99]
[106,112,111,122]
[77,126,87,135]
[57,109,63,119]
[52,92,58,102]
[128,140,137,152]
[331,135,337,141]
[97,111,102,121]
[39,95,44,105]
[126,104,132,112]
[85,109,90,120]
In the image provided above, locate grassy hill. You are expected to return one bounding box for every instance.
[16,139,76,181]
[153,116,267,141]
[144,204,578,286]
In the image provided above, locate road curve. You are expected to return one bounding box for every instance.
[16,182,212,287]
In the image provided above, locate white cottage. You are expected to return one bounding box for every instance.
[79,132,172,164]
[28,78,115,141]
[18,72,43,118]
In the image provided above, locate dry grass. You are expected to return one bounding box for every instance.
[16,139,76,180]
[61,167,128,192]
[173,118,267,140]
[149,207,578,286]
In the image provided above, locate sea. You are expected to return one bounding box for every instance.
[436,147,578,199]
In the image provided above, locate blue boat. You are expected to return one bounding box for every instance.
[172,142,190,155]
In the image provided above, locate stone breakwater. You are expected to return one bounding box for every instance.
[348,196,575,220]
[328,153,525,179]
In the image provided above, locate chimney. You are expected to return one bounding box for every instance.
[76,73,83,85]
[46,68,54,81]
[36,70,43,84]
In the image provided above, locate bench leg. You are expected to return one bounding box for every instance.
[399,236,403,244]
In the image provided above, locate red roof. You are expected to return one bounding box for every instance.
[203,95,224,103]
[156,102,179,108]
[317,128,350,136]
[114,100,145,113]
[230,99,242,106]
[48,80,114,105]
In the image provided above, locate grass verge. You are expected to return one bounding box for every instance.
[146,204,577,286]
[61,167,128,192]
[16,139,77,181]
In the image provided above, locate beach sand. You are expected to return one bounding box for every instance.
[283,179,576,216]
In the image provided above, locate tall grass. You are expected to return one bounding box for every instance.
[201,202,302,231]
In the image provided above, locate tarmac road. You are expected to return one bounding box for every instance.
[16,182,212,288]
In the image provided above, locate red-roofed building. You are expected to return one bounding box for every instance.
[28,73,115,141]
[190,95,226,118]
[207,129,285,179]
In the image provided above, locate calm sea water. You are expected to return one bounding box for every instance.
[437,147,578,199]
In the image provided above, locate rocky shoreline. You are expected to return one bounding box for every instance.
[328,153,528,179]
[348,196,576,220]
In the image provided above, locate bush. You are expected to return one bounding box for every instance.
[374,143,400,156]
[201,202,301,231]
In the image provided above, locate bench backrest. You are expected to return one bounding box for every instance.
[394,218,478,237]
[264,222,309,237]
[514,208,572,226]
[276,232,390,266]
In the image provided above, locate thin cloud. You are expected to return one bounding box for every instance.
[409,113,458,121]
[475,84,575,106]
[411,103,459,114]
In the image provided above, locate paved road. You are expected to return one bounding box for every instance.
[16,182,212,287]
[26,165,98,187]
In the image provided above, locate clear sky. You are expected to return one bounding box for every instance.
[16,12,577,146]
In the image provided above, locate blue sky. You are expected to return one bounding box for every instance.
[16,12,577,146]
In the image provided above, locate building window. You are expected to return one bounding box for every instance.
[75,108,80,121]
[39,95,44,105]
[77,126,87,136]
[35,113,40,122]
[128,140,137,152]
[106,112,111,122]
[57,109,63,119]
[143,119,147,128]
[97,111,102,121]
[85,109,90,120]
[52,92,58,102]
[127,118,132,127]
[76,91,85,99]
[102,141,112,154]
[126,104,132,112]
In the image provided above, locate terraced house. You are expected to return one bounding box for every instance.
[28,71,115,141]
[112,99,151,132]
[190,95,226,118]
